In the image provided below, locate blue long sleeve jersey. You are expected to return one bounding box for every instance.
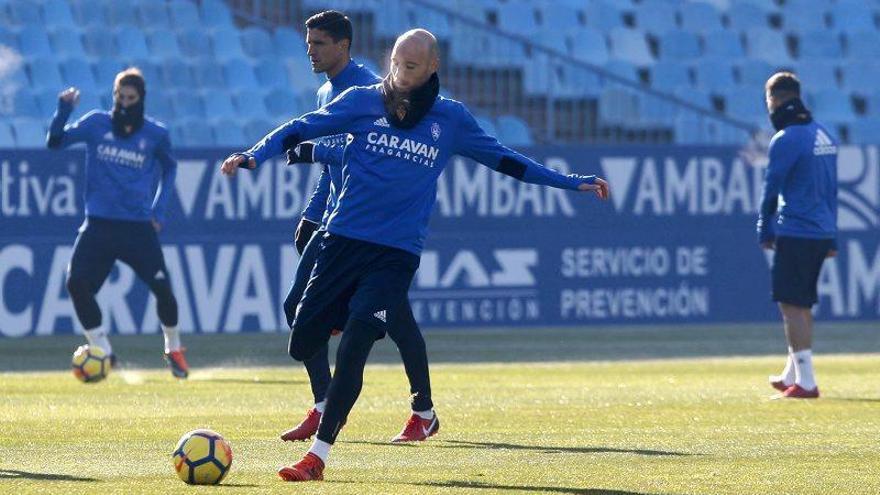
[245,84,595,255]
[47,100,177,223]
[757,121,838,247]
[300,60,381,225]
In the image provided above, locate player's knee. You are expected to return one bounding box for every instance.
[65,274,90,299]
[289,319,321,361]
[282,296,298,329]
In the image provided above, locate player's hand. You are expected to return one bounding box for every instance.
[826,249,837,258]
[287,142,316,165]
[294,218,319,255]
[578,177,609,200]
[59,87,80,106]
[761,240,775,250]
[220,153,255,176]
[152,219,162,232]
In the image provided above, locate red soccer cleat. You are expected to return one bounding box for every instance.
[280,408,321,442]
[769,378,792,392]
[278,453,324,482]
[782,384,820,399]
[390,412,440,443]
[163,349,189,379]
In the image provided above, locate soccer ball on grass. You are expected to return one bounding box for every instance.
[172,429,233,485]
[71,344,110,383]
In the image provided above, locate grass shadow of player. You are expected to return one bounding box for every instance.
[340,440,418,448]
[415,480,660,494]
[826,397,880,403]
[0,469,99,482]
[194,378,307,385]
[438,440,695,456]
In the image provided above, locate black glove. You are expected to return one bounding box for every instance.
[294,218,320,255]
[286,142,316,165]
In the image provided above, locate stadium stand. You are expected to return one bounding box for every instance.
[0,0,876,147]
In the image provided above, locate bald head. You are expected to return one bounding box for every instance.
[389,28,439,92]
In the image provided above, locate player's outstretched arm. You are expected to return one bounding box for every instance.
[151,132,178,231]
[757,133,799,249]
[453,104,608,200]
[47,87,94,149]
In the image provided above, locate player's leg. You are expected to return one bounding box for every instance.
[386,300,439,442]
[118,221,185,378]
[66,218,118,361]
[281,230,334,441]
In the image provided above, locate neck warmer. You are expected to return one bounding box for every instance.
[770,97,812,131]
[381,72,439,129]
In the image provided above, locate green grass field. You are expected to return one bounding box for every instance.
[1,324,879,494]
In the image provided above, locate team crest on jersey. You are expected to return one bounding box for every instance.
[431,122,441,142]
[103,131,114,141]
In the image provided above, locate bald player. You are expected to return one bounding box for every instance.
[221,29,609,481]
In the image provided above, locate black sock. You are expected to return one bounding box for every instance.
[389,305,433,412]
[303,342,331,404]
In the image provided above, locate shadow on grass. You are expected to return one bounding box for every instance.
[438,440,694,457]
[827,397,880,403]
[340,440,417,448]
[215,483,261,487]
[0,469,99,482]
[193,378,306,385]
[330,479,658,494]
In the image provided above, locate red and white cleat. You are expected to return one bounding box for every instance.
[278,453,324,482]
[782,384,820,399]
[280,408,321,442]
[164,349,189,379]
[390,413,440,443]
[769,377,792,392]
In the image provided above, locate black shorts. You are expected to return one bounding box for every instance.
[771,236,833,308]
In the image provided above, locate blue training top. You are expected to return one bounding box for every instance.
[244,84,596,255]
[301,60,381,226]
[757,121,838,247]
[47,100,178,224]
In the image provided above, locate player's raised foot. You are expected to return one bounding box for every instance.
[391,412,440,443]
[782,384,820,399]
[164,348,189,379]
[278,453,324,482]
[280,408,322,442]
[769,376,792,392]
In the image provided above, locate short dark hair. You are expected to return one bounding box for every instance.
[114,67,145,97]
[305,10,353,47]
[765,71,801,98]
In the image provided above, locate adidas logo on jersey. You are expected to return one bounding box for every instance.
[155,271,166,280]
[373,310,387,323]
[813,129,837,156]
[373,117,390,128]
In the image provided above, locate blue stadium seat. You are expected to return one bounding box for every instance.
[736,59,776,87]
[169,1,201,29]
[599,87,640,126]
[794,61,839,92]
[372,0,407,36]
[178,29,213,59]
[273,28,306,58]
[243,118,274,144]
[93,59,124,86]
[569,29,609,65]
[115,29,150,60]
[213,120,247,147]
[722,87,766,127]
[240,27,274,59]
[496,115,533,146]
[849,118,880,144]
[608,28,654,66]
[538,3,581,33]
[146,29,183,59]
[211,27,247,61]
[797,31,842,59]
[169,91,205,119]
[845,31,880,61]
[200,0,235,29]
[0,28,18,51]
[60,58,98,91]
[178,118,214,147]
[584,1,624,31]
[158,58,195,89]
[35,89,60,116]
[533,28,569,52]
[118,59,159,85]
[137,1,170,27]
[202,91,236,121]
[7,0,42,26]
[18,26,53,57]
[12,118,45,147]
[780,4,828,33]
[255,60,290,90]
[603,60,639,82]
[69,92,102,122]
[841,63,880,96]
[11,92,41,118]
[193,60,226,89]
[233,91,270,119]
[744,28,792,64]
[103,0,138,29]
[49,27,87,58]
[650,62,691,92]
[69,0,108,27]
[0,121,14,147]
[634,0,678,36]
[148,92,175,123]
[223,59,259,91]
[807,90,855,125]
[638,93,677,126]
[658,30,701,61]
[829,2,877,35]
[28,57,64,91]
[410,5,453,37]
[726,2,770,31]
[693,59,735,93]
[83,26,117,58]
[0,62,30,93]
[43,0,76,28]
[703,30,745,59]
[264,88,303,120]
[679,2,723,34]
